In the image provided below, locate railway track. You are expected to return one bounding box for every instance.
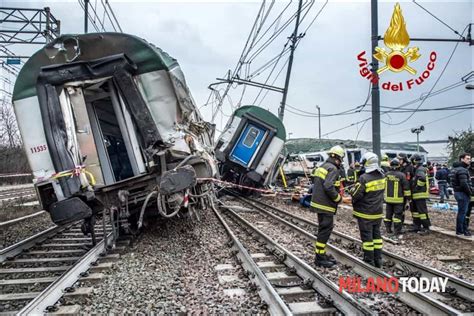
[0,219,116,314]
[229,195,473,315]
[212,203,374,315]
[0,187,36,205]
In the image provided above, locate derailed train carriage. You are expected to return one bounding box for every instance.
[12,33,217,232]
[215,106,286,190]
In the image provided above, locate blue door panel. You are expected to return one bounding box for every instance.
[230,124,265,167]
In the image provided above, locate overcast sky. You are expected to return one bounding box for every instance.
[2,0,473,156]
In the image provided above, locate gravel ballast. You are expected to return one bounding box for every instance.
[262,197,474,283]
[82,208,268,314]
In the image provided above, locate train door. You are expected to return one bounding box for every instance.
[230,123,266,167]
[83,80,145,185]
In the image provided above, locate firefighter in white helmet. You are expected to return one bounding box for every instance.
[349,152,385,268]
[310,145,346,268]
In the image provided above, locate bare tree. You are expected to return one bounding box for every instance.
[0,97,21,148]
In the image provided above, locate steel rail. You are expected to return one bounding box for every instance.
[236,196,461,315]
[0,211,46,229]
[245,197,474,302]
[18,231,115,315]
[0,224,70,262]
[217,203,375,316]
[211,203,292,316]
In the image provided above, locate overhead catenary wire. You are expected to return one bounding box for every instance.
[78,0,101,32]
[382,25,469,126]
[105,0,123,32]
[384,108,472,138]
[246,0,314,64]
[100,0,118,32]
[209,1,269,121]
[250,0,329,109]
[210,0,319,120]
[285,77,468,119]
[256,56,290,106]
[412,0,465,39]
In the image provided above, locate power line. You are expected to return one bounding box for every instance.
[209,1,268,121]
[381,25,469,126]
[256,56,289,106]
[298,0,328,39]
[285,82,372,118]
[100,0,117,32]
[412,1,464,38]
[321,118,371,137]
[382,103,473,113]
[384,108,472,138]
[105,0,123,32]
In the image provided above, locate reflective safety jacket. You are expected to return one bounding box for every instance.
[384,170,411,204]
[411,165,429,200]
[346,168,360,184]
[350,170,385,220]
[310,158,342,214]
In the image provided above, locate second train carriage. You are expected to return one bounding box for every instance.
[215,106,286,190]
[12,33,217,232]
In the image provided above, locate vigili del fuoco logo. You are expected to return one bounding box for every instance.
[357,3,437,92]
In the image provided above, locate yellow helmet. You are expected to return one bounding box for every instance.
[327,145,345,159]
[382,153,389,161]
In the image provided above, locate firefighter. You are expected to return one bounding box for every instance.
[384,158,411,236]
[398,153,414,223]
[347,162,361,186]
[349,152,385,268]
[410,154,431,234]
[381,154,390,173]
[399,153,414,181]
[310,145,346,268]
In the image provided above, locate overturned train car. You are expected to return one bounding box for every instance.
[215,106,286,190]
[12,33,217,230]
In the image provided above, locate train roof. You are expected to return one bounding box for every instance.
[286,138,428,154]
[234,105,286,140]
[13,32,178,102]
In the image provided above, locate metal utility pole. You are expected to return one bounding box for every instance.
[278,0,303,121]
[316,105,321,139]
[84,0,89,34]
[371,0,381,159]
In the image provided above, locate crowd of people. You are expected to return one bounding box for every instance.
[307,146,473,269]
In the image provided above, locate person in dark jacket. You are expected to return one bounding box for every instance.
[410,154,431,233]
[310,145,347,268]
[435,164,450,203]
[384,158,411,235]
[399,153,414,182]
[467,161,474,235]
[349,152,385,268]
[451,153,473,236]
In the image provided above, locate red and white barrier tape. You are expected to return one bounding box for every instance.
[197,177,297,196]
